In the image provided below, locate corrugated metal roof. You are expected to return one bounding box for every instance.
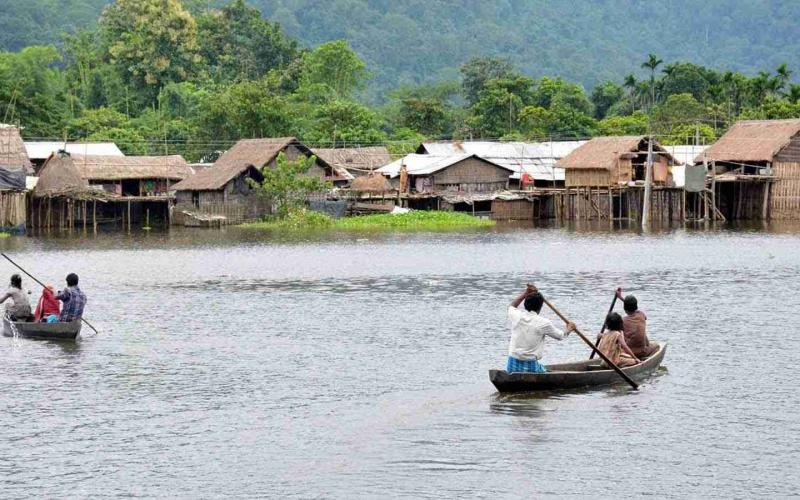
[419,141,586,181]
[25,142,124,160]
[377,153,513,178]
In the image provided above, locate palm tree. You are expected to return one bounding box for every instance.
[776,63,793,94]
[641,53,663,109]
[789,84,800,104]
[623,74,637,112]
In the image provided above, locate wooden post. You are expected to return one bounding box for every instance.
[93,200,97,233]
[762,181,770,220]
[710,161,717,222]
[642,137,654,231]
[127,200,131,231]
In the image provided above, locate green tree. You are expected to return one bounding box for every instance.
[652,93,707,138]
[250,152,330,216]
[468,76,534,138]
[591,81,624,119]
[459,56,517,106]
[0,45,68,136]
[299,40,367,99]
[597,111,649,136]
[197,0,298,82]
[99,0,201,101]
[307,99,386,145]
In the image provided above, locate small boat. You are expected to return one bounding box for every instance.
[489,342,667,392]
[2,316,82,341]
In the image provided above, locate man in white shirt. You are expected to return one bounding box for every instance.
[506,285,575,373]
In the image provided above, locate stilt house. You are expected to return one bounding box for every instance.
[0,126,32,230]
[699,119,800,219]
[557,136,676,187]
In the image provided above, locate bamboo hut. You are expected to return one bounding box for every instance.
[557,136,676,187]
[700,119,800,220]
[30,151,102,231]
[0,126,31,231]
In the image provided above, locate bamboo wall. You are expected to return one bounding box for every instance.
[491,199,536,220]
[565,169,611,187]
[770,162,800,219]
[432,157,510,187]
[0,191,27,228]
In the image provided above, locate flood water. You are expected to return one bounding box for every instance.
[1,223,799,498]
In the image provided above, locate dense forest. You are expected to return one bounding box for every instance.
[2,0,800,161]
[4,0,800,94]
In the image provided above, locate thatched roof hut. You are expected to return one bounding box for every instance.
[350,173,393,192]
[173,137,340,192]
[69,154,192,182]
[0,126,32,173]
[33,152,90,198]
[698,119,800,164]
[313,147,392,178]
[557,136,676,187]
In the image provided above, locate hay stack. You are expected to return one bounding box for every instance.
[350,173,392,192]
[33,151,90,198]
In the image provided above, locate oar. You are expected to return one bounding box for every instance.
[589,287,623,359]
[1,253,99,334]
[530,284,638,390]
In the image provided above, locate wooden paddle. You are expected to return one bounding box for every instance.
[589,287,623,359]
[1,253,99,334]
[529,284,638,390]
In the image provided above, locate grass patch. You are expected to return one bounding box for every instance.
[239,208,495,231]
[0,232,11,238]
[336,211,495,230]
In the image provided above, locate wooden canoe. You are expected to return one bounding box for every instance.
[2,316,82,341]
[489,342,667,392]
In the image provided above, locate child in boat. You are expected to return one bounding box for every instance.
[34,285,60,322]
[597,313,641,368]
[622,295,659,359]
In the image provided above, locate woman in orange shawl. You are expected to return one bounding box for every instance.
[34,285,60,322]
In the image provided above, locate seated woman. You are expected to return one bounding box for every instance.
[597,313,641,368]
[0,274,32,321]
[33,285,60,322]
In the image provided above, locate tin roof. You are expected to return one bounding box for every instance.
[25,142,123,161]
[418,141,586,181]
[377,153,513,178]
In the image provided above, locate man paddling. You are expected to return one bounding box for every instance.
[57,273,87,323]
[506,285,575,373]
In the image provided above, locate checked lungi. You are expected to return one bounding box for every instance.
[506,356,547,373]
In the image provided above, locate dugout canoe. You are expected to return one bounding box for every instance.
[2,316,81,341]
[489,342,667,392]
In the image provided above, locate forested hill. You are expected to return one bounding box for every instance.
[4,0,799,94]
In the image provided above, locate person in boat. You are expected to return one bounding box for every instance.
[56,273,86,323]
[34,284,60,323]
[621,295,659,359]
[597,312,641,368]
[0,274,32,321]
[506,285,576,373]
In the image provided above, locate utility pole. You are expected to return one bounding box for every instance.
[642,136,653,231]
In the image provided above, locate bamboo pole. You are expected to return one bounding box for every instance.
[642,137,653,231]
[93,200,97,233]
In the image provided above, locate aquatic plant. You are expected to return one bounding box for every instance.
[240,209,494,231]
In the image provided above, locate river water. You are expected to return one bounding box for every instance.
[1,223,798,498]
